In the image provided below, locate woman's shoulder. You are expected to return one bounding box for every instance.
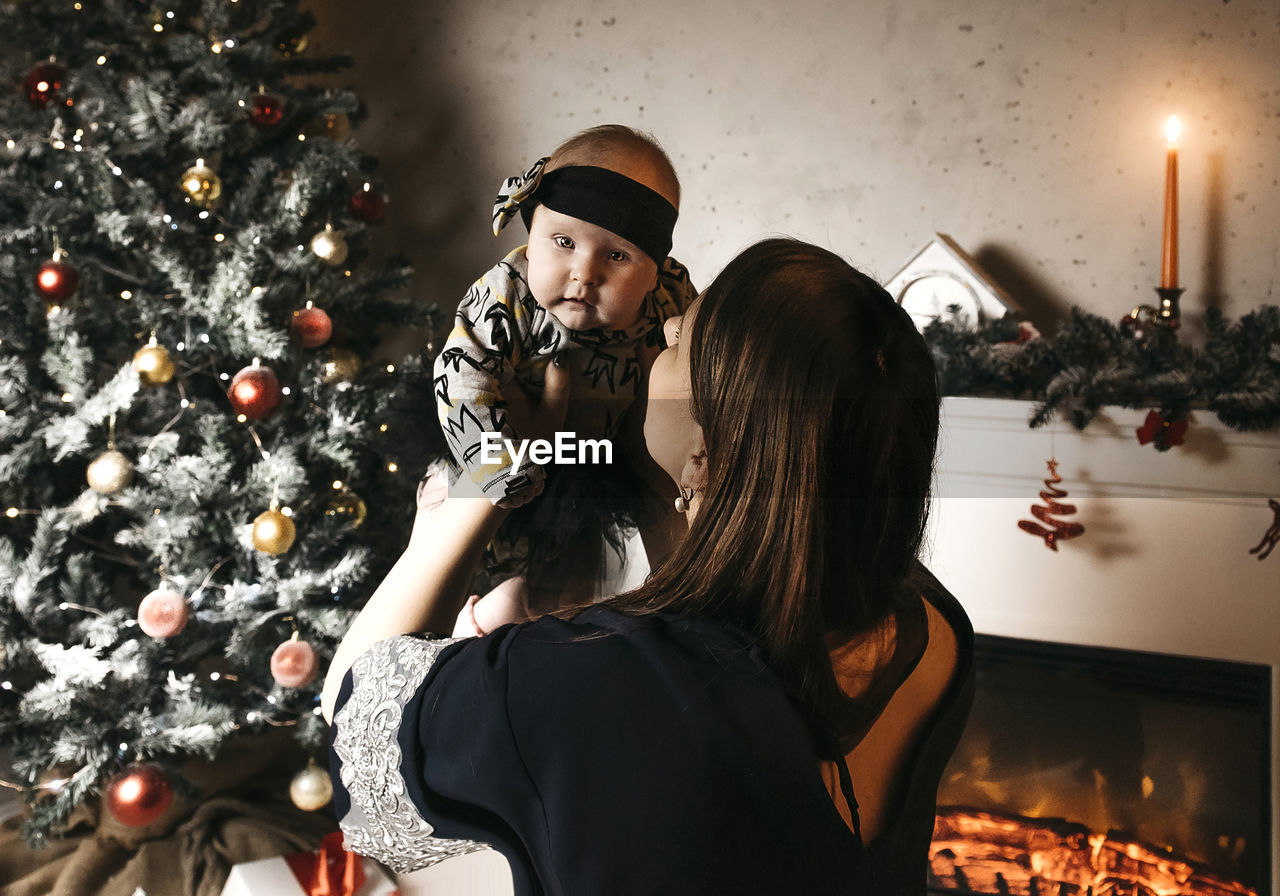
[504,606,759,673]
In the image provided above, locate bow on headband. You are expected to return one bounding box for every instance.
[492,156,550,236]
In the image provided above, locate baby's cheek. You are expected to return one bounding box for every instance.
[524,261,556,310]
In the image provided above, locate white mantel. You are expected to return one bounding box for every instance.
[926,396,1280,896]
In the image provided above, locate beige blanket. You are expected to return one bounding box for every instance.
[0,733,338,896]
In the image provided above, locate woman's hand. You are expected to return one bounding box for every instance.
[493,355,571,509]
[503,354,571,446]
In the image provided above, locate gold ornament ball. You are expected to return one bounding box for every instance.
[325,489,367,528]
[252,509,296,555]
[132,343,175,386]
[289,764,333,811]
[309,226,348,267]
[180,161,221,208]
[87,450,134,494]
[320,348,361,383]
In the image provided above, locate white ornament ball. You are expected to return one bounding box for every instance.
[289,764,333,811]
[87,449,134,494]
[309,225,348,267]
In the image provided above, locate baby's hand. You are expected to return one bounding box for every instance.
[451,576,532,637]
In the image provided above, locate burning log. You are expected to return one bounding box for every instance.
[930,808,1256,896]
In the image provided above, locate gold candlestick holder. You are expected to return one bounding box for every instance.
[1154,286,1183,329]
[1121,286,1183,342]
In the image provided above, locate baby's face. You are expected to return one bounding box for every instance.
[525,205,658,332]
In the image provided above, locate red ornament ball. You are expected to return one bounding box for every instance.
[227,364,282,420]
[270,638,318,688]
[35,260,79,303]
[137,588,188,638]
[349,186,387,224]
[105,764,174,827]
[25,62,70,108]
[290,304,333,348]
[249,92,285,128]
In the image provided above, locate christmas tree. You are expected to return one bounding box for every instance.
[0,0,439,843]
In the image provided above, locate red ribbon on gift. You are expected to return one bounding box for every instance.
[284,831,366,896]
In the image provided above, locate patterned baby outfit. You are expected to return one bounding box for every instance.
[433,246,695,506]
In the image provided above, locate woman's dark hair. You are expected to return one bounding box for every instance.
[608,238,941,742]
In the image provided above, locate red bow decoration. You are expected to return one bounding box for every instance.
[284,831,366,896]
[1135,409,1187,451]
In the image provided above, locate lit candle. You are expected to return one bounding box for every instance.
[1160,115,1181,289]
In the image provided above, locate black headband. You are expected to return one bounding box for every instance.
[521,166,677,264]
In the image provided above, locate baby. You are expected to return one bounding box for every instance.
[434,124,697,510]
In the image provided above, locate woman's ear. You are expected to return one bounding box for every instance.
[680,441,708,493]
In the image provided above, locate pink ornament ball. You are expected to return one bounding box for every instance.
[137,588,188,638]
[270,639,318,688]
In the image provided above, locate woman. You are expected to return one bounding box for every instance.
[322,238,974,894]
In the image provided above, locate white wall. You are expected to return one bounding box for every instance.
[307,0,1280,335]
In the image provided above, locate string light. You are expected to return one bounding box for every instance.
[386,462,399,473]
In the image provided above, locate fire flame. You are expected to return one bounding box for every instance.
[931,808,1256,896]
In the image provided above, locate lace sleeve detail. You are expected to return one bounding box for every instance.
[332,635,492,873]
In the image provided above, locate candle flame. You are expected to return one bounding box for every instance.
[1165,115,1181,146]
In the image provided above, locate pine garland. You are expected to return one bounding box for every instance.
[924,306,1280,432]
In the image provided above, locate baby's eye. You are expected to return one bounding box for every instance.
[553,235,575,250]
[608,250,630,263]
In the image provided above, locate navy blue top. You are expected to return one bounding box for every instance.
[330,606,869,894]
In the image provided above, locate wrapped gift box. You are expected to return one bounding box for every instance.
[221,832,398,896]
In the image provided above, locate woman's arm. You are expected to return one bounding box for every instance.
[321,358,569,723]
[321,489,505,723]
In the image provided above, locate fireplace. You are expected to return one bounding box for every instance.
[928,634,1270,896]
[925,398,1280,896]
